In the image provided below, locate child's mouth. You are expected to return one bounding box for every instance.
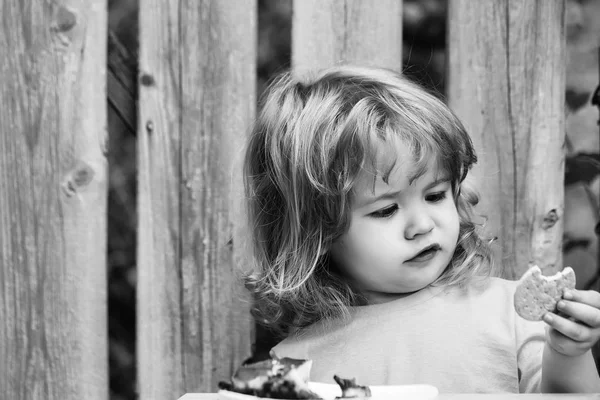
[406,244,441,263]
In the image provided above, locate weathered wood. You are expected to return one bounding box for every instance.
[137,0,256,398]
[0,1,108,400]
[292,0,403,74]
[447,0,566,279]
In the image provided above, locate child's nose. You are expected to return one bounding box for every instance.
[404,210,434,240]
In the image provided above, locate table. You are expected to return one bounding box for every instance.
[179,394,600,400]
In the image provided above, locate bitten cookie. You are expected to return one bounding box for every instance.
[514,265,576,321]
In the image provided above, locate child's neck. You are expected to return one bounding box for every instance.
[363,288,426,305]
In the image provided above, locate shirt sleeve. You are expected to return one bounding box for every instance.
[515,315,546,393]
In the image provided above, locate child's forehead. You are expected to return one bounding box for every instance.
[361,136,443,183]
[353,156,446,199]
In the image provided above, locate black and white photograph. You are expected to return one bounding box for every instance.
[1,1,600,399]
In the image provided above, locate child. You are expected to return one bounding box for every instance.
[241,65,600,393]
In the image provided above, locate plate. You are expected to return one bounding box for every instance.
[309,382,438,399]
[218,382,439,400]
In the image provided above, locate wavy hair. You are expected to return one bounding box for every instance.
[242,65,495,336]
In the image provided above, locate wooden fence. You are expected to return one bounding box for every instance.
[0,1,568,399]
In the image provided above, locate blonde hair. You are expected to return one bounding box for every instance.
[243,65,494,336]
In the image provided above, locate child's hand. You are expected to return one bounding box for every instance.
[543,289,600,357]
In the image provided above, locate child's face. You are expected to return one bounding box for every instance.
[329,143,460,304]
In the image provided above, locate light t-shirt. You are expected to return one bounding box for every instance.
[271,277,546,393]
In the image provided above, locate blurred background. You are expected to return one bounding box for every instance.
[107,0,600,398]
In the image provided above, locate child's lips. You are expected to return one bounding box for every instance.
[405,244,441,263]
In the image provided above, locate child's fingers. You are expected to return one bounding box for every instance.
[563,289,600,309]
[543,312,594,342]
[556,299,600,328]
[546,325,590,356]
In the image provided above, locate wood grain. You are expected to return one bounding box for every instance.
[448,0,566,279]
[0,1,108,399]
[137,0,256,398]
[292,0,403,74]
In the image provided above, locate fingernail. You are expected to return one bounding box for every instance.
[544,314,553,323]
[563,291,573,300]
[557,300,566,309]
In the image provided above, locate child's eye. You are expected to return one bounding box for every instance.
[426,191,447,203]
[370,204,398,218]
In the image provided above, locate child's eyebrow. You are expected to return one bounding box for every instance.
[424,176,451,190]
[363,189,403,205]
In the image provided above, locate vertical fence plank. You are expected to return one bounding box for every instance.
[293,0,403,73]
[179,0,256,393]
[137,1,183,398]
[138,0,256,398]
[0,1,108,400]
[448,0,566,279]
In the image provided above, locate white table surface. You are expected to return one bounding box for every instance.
[179,393,600,400]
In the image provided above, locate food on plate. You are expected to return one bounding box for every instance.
[218,355,371,399]
[218,356,318,399]
[333,375,371,399]
[514,265,576,321]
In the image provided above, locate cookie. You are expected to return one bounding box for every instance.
[514,265,576,321]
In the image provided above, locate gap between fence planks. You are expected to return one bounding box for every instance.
[0,1,108,400]
[108,32,137,135]
[448,0,566,279]
[137,1,256,398]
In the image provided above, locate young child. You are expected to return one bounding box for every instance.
[241,65,600,393]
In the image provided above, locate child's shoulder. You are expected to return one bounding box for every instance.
[447,277,527,328]
[458,275,519,304]
[270,320,330,361]
[484,275,519,291]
